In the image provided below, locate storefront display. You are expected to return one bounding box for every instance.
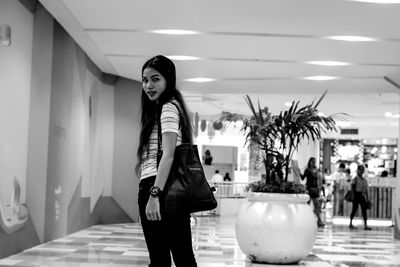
[322,138,397,219]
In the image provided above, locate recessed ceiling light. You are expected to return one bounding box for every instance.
[384,112,393,117]
[185,78,216,83]
[306,61,350,66]
[337,121,354,127]
[149,29,200,35]
[326,35,378,42]
[349,0,400,3]
[303,76,338,81]
[167,55,201,61]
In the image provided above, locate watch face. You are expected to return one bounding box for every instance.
[150,186,161,196]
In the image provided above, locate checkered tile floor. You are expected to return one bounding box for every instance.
[1,215,399,266]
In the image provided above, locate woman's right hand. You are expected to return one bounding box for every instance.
[146,197,161,221]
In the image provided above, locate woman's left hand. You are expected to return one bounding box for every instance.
[146,197,161,221]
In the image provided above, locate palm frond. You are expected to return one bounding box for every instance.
[314,90,328,108]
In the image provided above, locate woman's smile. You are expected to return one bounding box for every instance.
[142,67,167,101]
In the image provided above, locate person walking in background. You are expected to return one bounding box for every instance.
[223,172,232,182]
[332,163,348,215]
[301,157,325,227]
[136,55,197,266]
[349,165,372,230]
[210,170,223,194]
[211,170,223,183]
[203,149,213,165]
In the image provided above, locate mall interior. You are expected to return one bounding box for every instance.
[1,0,400,266]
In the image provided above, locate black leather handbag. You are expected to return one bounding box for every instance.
[157,101,217,217]
[344,190,354,202]
[345,179,357,202]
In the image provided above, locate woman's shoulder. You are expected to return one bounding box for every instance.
[161,101,179,114]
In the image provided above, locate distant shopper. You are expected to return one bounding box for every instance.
[203,149,213,165]
[332,163,348,215]
[223,172,232,182]
[211,170,223,183]
[301,157,325,227]
[349,165,372,230]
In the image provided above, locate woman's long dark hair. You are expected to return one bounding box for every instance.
[135,55,193,176]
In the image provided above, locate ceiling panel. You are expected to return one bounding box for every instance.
[38,0,400,132]
[89,32,400,63]
[63,0,400,38]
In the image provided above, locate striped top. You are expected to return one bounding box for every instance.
[352,176,369,193]
[140,102,182,180]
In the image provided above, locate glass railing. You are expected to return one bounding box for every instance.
[209,182,249,198]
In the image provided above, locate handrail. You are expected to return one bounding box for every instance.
[209,181,249,198]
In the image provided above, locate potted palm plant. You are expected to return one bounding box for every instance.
[218,91,339,264]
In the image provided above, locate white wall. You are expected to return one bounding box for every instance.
[26,3,53,242]
[0,0,33,213]
[112,78,142,221]
[44,22,115,241]
[202,145,237,165]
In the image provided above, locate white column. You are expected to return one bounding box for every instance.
[395,98,400,239]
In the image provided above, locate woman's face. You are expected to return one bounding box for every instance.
[142,67,167,102]
[357,166,365,176]
[310,158,316,168]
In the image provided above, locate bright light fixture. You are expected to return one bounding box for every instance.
[303,76,338,81]
[385,112,393,117]
[167,55,201,61]
[307,61,350,66]
[349,0,400,3]
[185,78,215,83]
[337,121,354,127]
[149,29,200,35]
[326,35,378,42]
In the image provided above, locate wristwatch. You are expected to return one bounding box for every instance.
[149,186,162,197]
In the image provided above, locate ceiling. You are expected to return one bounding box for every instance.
[38,0,400,128]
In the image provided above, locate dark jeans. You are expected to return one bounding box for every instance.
[350,191,368,225]
[138,176,197,267]
[308,196,323,223]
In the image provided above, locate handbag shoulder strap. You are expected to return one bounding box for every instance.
[157,100,192,145]
[157,100,193,164]
[170,100,192,144]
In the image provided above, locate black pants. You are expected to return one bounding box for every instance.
[350,191,368,225]
[138,176,197,267]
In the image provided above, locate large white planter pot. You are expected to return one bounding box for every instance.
[235,192,317,264]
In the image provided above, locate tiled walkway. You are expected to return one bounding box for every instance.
[1,215,399,266]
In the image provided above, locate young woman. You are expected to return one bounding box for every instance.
[302,157,325,227]
[136,55,197,267]
[349,165,372,230]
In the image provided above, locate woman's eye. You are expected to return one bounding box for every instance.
[152,78,159,82]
